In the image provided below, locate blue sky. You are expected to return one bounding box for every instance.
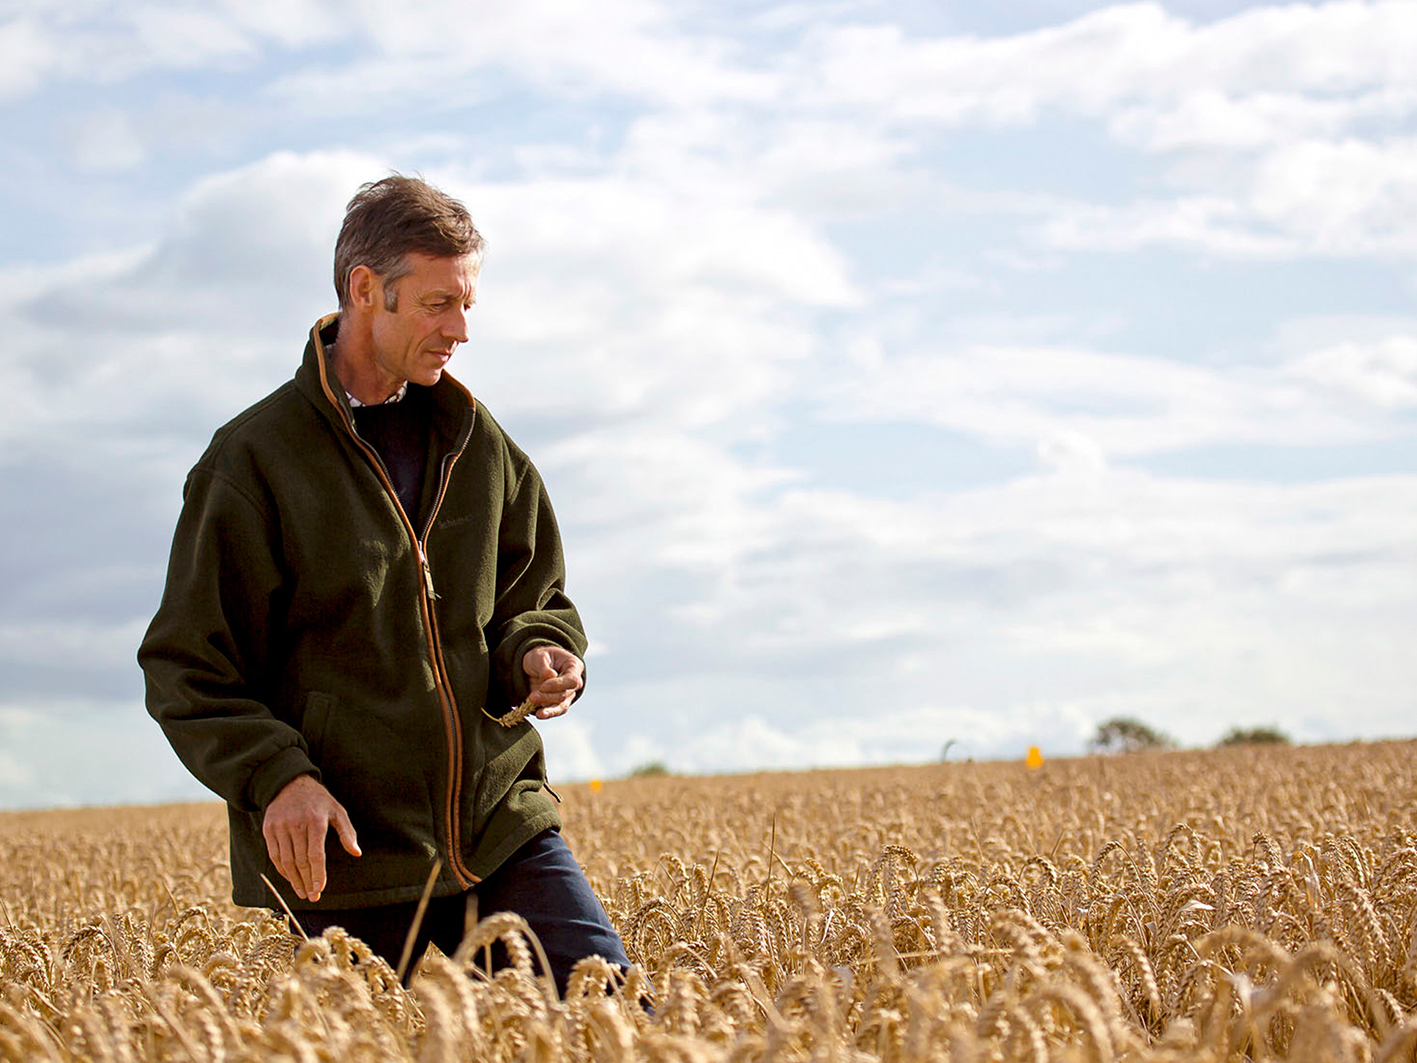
[2,0,1415,807]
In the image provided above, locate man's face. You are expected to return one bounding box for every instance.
[369,252,480,387]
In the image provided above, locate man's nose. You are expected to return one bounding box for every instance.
[447,306,470,344]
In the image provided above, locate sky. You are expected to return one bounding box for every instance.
[2,0,1415,808]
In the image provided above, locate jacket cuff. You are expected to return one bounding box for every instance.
[247,746,320,810]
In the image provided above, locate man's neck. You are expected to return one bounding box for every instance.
[328,335,406,406]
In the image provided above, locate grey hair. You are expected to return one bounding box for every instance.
[333,173,485,310]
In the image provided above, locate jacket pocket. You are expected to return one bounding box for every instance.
[302,691,336,764]
[297,690,442,880]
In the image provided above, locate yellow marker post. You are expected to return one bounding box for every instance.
[1026,746,1043,769]
[589,779,603,793]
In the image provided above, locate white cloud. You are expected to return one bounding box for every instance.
[0,150,380,458]
[1040,132,1417,256]
[767,4,1417,259]
[536,717,605,783]
[0,0,345,99]
[462,165,860,311]
[1109,88,1417,152]
[789,2,1417,133]
[544,403,1415,758]
[0,697,209,809]
[545,428,793,561]
[220,0,343,48]
[1287,335,1417,409]
[1037,429,1109,480]
[15,1,1417,266]
[608,464,1417,753]
[0,618,149,671]
[1247,137,1417,253]
[125,6,256,68]
[1038,195,1295,255]
[268,0,775,112]
[813,337,1404,459]
[643,697,1179,774]
[0,751,34,795]
[430,157,858,434]
[679,714,869,772]
[71,108,146,173]
[612,108,932,224]
[0,18,57,101]
[614,732,668,775]
[11,1,1417,156]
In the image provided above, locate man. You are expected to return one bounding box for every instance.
[139,175,630,991]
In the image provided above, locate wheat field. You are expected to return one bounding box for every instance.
[2,740,1415,1061]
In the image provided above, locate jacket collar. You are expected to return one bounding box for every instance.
[295,313,476,451]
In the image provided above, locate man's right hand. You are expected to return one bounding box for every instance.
[262,774,361,903]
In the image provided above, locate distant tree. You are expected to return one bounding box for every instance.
[1218,726,1290,747]
[627,760,670,778]
[1088,716,1175,754]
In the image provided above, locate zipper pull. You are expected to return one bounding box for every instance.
[419,547,438,600]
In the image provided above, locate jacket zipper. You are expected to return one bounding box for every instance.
[315,353,479,888]
[416,452,479,887]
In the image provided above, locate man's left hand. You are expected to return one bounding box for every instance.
[521,646,584,719]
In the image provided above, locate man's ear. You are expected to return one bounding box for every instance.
[347,264,378,310]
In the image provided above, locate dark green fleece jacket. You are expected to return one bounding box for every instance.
[139,315,585,910]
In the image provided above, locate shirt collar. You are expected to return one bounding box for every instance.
[347,383,408,407]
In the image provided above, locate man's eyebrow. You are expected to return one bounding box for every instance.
[423,287,476,302]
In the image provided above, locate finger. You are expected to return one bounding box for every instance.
[333,805,362,857]
[264,823,287,884]
[522,647,551,676]
[290,825,315,901]
[535,692,574,719]
[286,830,313,900]
[274,831,305,900]
[532,674,579,695]
[306,819,327,901]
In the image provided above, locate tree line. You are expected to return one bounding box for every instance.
[1086,716,1291,754]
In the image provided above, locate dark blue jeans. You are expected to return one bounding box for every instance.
[297,829,629,993]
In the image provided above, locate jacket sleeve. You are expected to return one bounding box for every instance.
[138,465,317,812]
[487,458,588,710]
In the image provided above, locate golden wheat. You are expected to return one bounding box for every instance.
[1,740,1415,1061]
